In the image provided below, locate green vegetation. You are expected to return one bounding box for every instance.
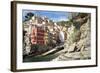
[31,44,49,53]
[24,12,34,21]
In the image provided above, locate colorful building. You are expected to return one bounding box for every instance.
[31,26,45,45]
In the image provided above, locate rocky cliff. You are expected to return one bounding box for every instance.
[53,13,91,61]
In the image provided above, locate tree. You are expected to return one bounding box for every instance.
[25,12,34,21]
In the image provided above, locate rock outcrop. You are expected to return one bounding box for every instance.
[52,13,91,61]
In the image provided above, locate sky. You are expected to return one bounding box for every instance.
[22,10,71,22]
